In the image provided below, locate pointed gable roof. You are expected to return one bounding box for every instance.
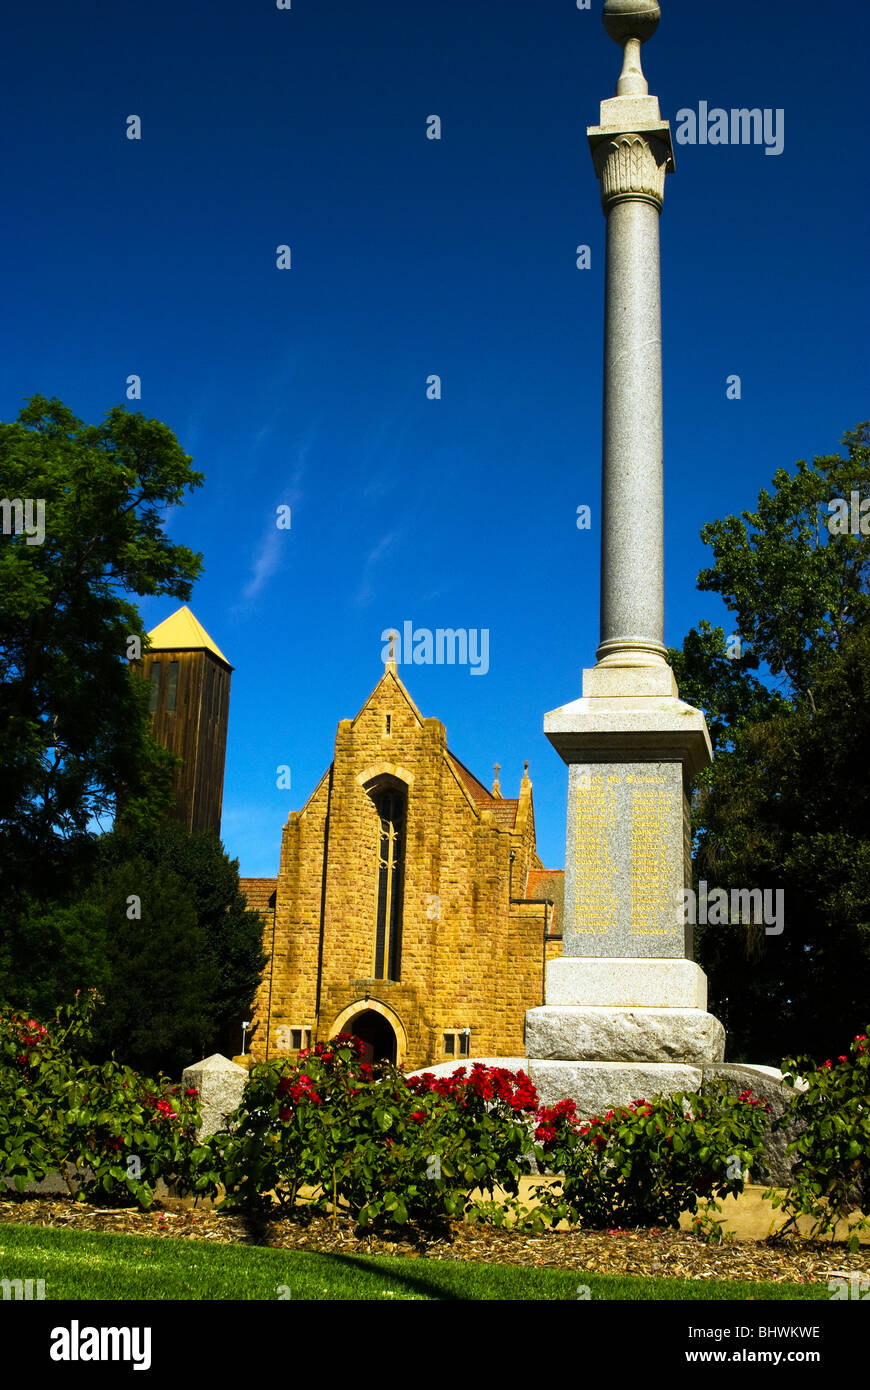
[350,663,425,728]
[146,606,232,668]
[294,666,527,832]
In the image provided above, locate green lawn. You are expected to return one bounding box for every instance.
[0,1225,828,1300]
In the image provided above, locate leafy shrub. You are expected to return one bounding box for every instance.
[4,996,796,1233]
[212,1034,402,1219]
[0,992,219,1208]
[766,1028,869,1248]
[404,1062,539,1226]
[212,1041,540,1229]
[212,1048,773,1233]
[533,1080,768,1230]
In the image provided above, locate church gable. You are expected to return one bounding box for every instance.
[348,665,424,740]
[251,663,561,1068]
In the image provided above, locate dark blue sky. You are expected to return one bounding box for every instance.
[3,1,867,874]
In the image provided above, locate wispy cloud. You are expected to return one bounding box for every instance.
[354,529,403,608]
[242,526,285,600]
[237,435,311,605]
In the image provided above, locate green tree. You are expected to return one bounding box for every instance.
[91,821,268,1066]
[0,395,203,910]
[0,823,267,1076]
[669,619,787,756]
[693,423,870,697]
[670,425,870,1062]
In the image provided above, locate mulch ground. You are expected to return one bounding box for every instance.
[2,1194,867,1287]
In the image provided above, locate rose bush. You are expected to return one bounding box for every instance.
[532,1079,768,1230]
[10,1000,860,1237]
[0,992,218,1208]
[212,1043,540,1230]
[766,1028,870,1249]
[210,1051,769,1234]
[404,1062,540,1227]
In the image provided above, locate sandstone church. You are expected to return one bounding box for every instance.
[141,607,563,1070]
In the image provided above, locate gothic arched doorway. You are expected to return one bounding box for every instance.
[346,1009,397,1065]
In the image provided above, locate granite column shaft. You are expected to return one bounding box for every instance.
[600,194,665,665]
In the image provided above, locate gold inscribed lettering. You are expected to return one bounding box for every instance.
[630,785,669,931]
[573,782,617,933]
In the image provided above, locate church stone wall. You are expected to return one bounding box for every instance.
[246,669,562,1070]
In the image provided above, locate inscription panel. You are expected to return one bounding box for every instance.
[563,761,690,959]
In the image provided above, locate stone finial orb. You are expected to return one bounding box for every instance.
[602,0,661,46]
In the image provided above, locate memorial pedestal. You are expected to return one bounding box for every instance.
[544,663,712,960]
[524,663,725,1112]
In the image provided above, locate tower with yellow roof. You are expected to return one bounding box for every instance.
[142,606,233,836]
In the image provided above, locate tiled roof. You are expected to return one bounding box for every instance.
[240,878,277,914]
[446,752,493,804]
[447,751,518,829]
[526,868,563,898]
[525,868,564,936]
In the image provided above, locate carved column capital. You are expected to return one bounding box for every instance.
[593,132,670,212]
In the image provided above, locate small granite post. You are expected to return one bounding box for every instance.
[526,0,723,1110]
[181,1053,248,1140]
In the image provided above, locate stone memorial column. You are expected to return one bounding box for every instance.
[525,0,723,1111]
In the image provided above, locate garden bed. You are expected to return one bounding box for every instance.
[2,1192,867,1288]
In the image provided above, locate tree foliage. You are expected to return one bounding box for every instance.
[0,396,265,1074]
[1,823,267,1077]
[0,395,204,904]
[670,425,870,1062]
